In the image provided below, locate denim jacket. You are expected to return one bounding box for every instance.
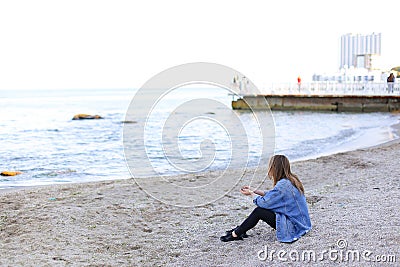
[253,178,312,242]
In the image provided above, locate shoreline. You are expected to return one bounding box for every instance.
[1,136,400,265]
[1,118,399,193]
[291,118,400,163]
[1,112,398,191]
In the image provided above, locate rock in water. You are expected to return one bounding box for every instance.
[72,114,103,120]
[1,171,22,176]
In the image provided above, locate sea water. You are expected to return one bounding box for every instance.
[0,88,398,188]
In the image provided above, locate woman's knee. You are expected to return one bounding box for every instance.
[254,207,273,214]
[253,207,276,226]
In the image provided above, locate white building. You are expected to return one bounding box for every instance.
[313,33,388,83]
[340,33,382,70]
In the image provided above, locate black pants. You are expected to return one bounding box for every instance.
[234,207,276,236]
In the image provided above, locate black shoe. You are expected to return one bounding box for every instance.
[220,233,243,242]
[225,227,249,238]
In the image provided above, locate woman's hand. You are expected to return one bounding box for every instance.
[240,185,253,196]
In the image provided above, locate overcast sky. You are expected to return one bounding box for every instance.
[0,0,398,90]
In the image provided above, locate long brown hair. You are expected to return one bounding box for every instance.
[268,155,304,194]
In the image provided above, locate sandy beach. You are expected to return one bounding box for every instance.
[1,138,400,266]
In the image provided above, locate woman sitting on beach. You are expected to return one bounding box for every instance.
[220,155,312,243]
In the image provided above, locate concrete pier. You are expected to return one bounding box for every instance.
[232,95,400,112]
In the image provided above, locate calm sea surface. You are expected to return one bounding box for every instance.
[0,88,398,188]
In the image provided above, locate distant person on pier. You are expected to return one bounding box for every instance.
[297,76,302,92]
[387,73,395,93]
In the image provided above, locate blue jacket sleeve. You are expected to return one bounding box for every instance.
[253,187,284,210]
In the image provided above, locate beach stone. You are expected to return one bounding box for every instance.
[72,114,103,120]
[1,171,22,176]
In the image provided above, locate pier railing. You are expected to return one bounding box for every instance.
[242,82,400,96]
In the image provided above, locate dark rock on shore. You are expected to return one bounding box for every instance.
[72,114,103,120]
